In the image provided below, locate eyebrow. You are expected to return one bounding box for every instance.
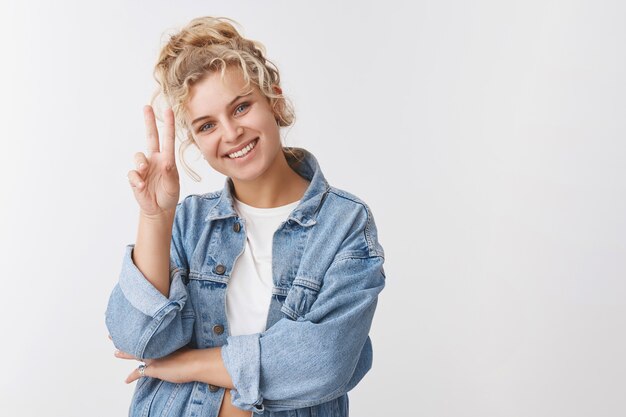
[191,93,253,126]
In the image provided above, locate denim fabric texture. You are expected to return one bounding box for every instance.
[105,147,386,417]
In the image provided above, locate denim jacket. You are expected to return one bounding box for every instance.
[105,147,386,417]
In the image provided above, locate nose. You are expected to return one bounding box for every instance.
[222,119,244,142]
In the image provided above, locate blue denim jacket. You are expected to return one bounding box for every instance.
[105,147,386,417]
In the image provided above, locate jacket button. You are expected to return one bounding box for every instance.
[233,222,241,232]
[214,264,226,275]
[208,384,220,392]
[213,324,224,335]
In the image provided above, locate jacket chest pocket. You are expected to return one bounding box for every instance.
[280,277,322,321]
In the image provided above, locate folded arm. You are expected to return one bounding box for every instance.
[216,253,386,413]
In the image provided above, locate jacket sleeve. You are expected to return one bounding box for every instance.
[104,201,194,360]
[221,250,386,413]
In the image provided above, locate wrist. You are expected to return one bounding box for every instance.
[190,348,212,384]
[193,347,235,389]
[140,207,175,223]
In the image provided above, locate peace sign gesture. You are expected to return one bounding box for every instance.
[127,106,180,216]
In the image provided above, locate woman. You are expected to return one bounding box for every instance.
[105,16,386,417]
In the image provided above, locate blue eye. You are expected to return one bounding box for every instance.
[198,103,250,133]
[235,102,250,114]
[199,122,215,133]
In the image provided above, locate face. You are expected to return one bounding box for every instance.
[185,66,284,186]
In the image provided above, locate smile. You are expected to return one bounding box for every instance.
[226,138,258,159]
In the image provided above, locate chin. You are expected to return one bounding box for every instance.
[231,170,267,183]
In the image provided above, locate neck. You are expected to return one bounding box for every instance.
[231,150,310,208]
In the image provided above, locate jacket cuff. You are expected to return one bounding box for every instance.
[221,334,265,413]
[118,244,187,317]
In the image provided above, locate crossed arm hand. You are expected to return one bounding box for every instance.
[108,336,256,416]
[107,334,233,387]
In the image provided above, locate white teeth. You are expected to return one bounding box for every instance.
[227,139,257,159]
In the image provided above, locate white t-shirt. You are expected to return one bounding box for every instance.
[226,196,301,336]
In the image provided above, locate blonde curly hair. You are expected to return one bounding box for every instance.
[150,16,297,181]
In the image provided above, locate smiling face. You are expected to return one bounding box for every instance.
[185,66,285,187]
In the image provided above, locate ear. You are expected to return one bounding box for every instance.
[271,85,285,124]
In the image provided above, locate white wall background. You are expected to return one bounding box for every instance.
[1,0,624,416]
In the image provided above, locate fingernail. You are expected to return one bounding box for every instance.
[139,163,145,169]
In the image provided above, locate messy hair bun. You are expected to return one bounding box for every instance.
[150,16,295,181]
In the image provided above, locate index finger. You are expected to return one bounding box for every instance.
[161,107,176,161]
[143,105,160,155]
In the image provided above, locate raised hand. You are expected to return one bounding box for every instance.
[127,106,180,216]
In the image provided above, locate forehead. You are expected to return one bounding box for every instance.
[186,67,256,119]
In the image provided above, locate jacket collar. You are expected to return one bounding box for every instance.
[205,147,330,227]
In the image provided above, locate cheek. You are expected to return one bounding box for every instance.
[258,115,281,137]
[247,108,279,131]
[195,138,217,156]
[201,151,227,174]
